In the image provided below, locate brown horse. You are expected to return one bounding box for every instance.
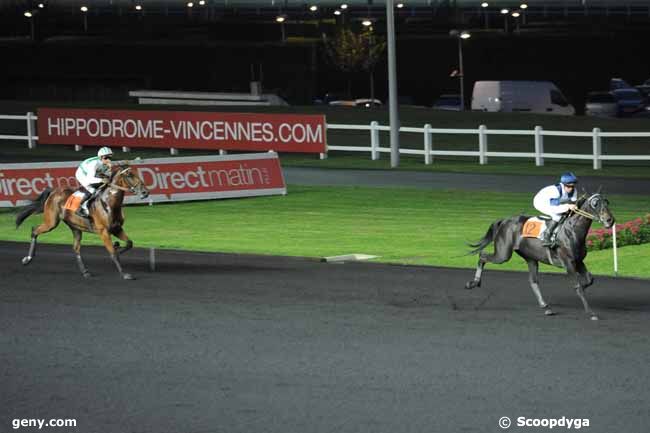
[15,164,149,280]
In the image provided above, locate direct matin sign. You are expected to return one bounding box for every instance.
[0,153,286,207]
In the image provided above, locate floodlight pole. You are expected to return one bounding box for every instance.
[386,0,400,167]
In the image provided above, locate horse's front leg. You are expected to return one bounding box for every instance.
[72,229,91,278]
[99,229,134,280]
[112,227,133,257]
[565,259,598,320]
[576,261,594,289]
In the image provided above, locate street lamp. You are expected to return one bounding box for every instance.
[500,8,509,33]
[449,30,471,111]
[481,2,489,29]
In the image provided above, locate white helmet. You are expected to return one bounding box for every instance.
[98,147,113,158]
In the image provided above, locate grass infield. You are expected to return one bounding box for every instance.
[1,185,648,279]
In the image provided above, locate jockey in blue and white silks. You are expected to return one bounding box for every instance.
[533,172,579,246]
[74,147,113,216]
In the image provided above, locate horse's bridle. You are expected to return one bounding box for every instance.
[108,167,142,194]
[571,194,608,224]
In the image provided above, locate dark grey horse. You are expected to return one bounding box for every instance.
[465,193,615,320]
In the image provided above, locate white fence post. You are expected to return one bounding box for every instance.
[122,147,131,153]
[612,223,618,276]
[370,121,380,161]
[478,125,488,165]
[170,148,179,156]
[26,112,36,149]
[534,126,544,166]
[74,145,83,151]
[592,127,602,170]
[424,123,432,165]
[219,149,228,155]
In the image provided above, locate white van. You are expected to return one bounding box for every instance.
[471,81,575,115]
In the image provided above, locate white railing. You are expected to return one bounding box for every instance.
[3,113,650,170]
[327,121,650,170]
[0,113,38,150]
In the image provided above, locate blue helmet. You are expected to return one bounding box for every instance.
[560,172,578,185]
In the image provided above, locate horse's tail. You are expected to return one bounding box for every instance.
[15,189,52,229]
[466,219,503,255]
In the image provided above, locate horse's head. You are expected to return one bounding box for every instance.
[112,164,149,199]
[578,192,615,228]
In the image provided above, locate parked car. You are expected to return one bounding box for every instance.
[471,80,575,115]
[609,78,633,91]
[432,94,461,111]
[612,88,645,116]
[585,92,617,117]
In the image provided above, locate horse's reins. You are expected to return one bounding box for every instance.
[571,207,596,220]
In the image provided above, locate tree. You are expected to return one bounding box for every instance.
[324,27,386,101]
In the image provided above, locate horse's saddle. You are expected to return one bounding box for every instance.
[521,216,551,239]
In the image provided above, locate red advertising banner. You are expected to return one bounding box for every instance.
[0,153,286,207]
[37,108,327,153]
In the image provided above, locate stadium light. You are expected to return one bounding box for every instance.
[362,19,372,26]
[500,8,509,14]
[481,2,488,7]
[449,30,471,111]
[340,4,348,10]
[38,3,45,8]
[512,11,520,17]
[520,3,528,9]
[187,2,194,8]
[309,5,317,12]
[334,9,341,15]
[135,5,142,11]
[396,3,404,8]
[199,0,206,5]
[24,11,33,18]
[80,5,88,12]
[275,15,286,23]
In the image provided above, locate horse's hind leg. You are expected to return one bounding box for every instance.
[465,256,486,289]
[526,259,554,316]
[21,214,61,265]
[465,237,515,290]
[71,229,91,278]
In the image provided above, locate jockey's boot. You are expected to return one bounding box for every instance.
[76,191,92,217]
[542,220,559,247]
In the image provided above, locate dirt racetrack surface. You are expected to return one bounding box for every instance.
[1,241,650,433]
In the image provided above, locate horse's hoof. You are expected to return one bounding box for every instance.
[82,272,92,279]
[465,281,478,290]
[590,315,600,321]
[544,309,555,316]
[21,256,32,265]
[113,241,121,249]
[122,273,135,280]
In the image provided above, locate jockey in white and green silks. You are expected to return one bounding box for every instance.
[74,147,113,216]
